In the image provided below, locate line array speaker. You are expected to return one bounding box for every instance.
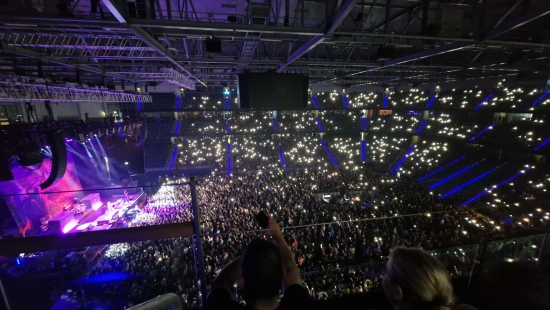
[40,131,67,190]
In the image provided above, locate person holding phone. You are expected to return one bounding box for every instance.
[204,215,310,309]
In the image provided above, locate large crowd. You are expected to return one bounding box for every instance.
[4,86,550,309]
[72,166,510,308]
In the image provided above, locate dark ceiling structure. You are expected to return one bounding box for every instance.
[1,0,550,88]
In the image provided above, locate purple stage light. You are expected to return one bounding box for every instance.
[91,201,103,211]
[62,220,78,234]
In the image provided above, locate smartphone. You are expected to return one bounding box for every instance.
[255,210,269,229]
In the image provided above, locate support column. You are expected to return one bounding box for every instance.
[361,132,367,163]
[0,276,11,310]
[343,89,349,109]
[227,134,232,175]
[189,178,207,303]
[361,110,367,163]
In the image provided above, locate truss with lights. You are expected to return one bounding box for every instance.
[0,32,171,59]
[164,68,195,90]
[0,81,152,103]
[120,68,196,90]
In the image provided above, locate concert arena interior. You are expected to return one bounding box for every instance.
[1,1,550,309]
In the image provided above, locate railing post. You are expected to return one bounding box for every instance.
[0,277,11,310]
[536,233,548,265]
[467,243,479,287]
[189,177,207,302]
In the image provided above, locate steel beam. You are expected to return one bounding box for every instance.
[131,19,323,36]
[484,1,550,41]
[100,0,129,23]
[385,2,550,67]
[276,35,325,72]
[494,0,522,29]
[326,0,358,34]
[130,27,204,87]
[276,0,358,72]
[385,42,472,66]
[101,0,206,86]
[4,16,550,49]
[372,2,422,31]
[0,222,194,256]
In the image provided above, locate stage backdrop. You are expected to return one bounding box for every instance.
[0,152,82,237]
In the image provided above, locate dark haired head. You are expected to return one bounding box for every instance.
[241,238,283,302]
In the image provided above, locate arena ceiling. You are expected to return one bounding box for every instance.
[1,0,550,88]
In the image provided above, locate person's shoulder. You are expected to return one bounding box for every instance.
[279,284,311,309]
[204,288,242,310]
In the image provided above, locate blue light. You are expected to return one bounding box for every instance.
[321,140,339,169]
[418,155,465,182]
[462,168,532,205]
[415,120,428,135]
[273,119,279,133]
[383,96,388,108]
[225,97,230,110]
[470,124,494,141]
[16,258,21,265]
[534,137,550,151]
[361,140,366,162]
[474,93,494,110]
[278,149,287,171]
[312,95,319,109]
[531,91,549,107]
[137,97,142,111]
[362,118,367,131]
[428,159,485,190]
[75,272,134,284]
[343,97,349,109]
[391,145,416,174]
[315,118,324,131]
[118,129,124,138]
[168,145,178,170]
[174,120,181,135]
[440,164,504,198]
[227,143,231,175]
[226,119,231,134]
[426,95,436,108]
[176,96,181,110]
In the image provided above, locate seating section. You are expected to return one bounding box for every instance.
[144,144,172,170]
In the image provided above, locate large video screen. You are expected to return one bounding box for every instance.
[0,153,82,237]
[238,73,309,109]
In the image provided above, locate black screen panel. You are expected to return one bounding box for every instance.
[238,73,308,109]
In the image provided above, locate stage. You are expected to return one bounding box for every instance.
[49,192,146,234]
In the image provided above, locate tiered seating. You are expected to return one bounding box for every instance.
[144,144,171,170]
[145,119,175,137]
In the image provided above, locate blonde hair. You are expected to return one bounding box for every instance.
[387,247,455,309]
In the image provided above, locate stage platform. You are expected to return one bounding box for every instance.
[64,192,145,234]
